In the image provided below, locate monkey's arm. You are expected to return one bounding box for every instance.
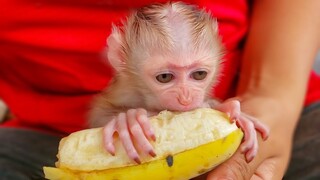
[207,0,320,179]
[88,80,146,128]
[88,94,124,128]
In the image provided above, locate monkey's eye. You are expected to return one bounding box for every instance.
[156,73,174,83]
[191,71,207,80]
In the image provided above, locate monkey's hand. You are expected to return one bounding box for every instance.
[213,100,269,162]
[102,108,156,164]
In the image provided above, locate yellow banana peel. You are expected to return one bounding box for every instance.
[43,108,243,180]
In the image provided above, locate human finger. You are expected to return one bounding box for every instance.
[207,149,256,180]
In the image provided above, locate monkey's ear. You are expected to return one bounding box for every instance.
[106,27,125,72]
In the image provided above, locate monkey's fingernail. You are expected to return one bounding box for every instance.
[106,145,116,156]
[149,150,156,157]
[261,131,269,140]
[134,157,141,164]
[241,148,246,153]
[246,154,254,163]
[241,145,249,153]
[108,148,115,156]
[236,120,241,127]
[246,156,253,163]
[150,134,156,141]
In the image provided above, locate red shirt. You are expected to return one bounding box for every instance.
[0,0,319,134]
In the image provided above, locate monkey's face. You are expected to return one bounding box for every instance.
[142,54,218,111]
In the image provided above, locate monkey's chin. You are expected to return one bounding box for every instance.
[169,104,200,112]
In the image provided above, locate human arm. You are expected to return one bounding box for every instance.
[207,0,320,179]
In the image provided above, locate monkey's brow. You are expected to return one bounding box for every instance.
[163,60,205,70]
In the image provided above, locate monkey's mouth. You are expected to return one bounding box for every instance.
[179,107,198,112]
[169,104,199,112]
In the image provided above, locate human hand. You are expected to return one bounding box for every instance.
[205,96,295,180]
[214,99,269,162]
[102,108,156,164]
[206,124,290,180]
[206,140,289,180]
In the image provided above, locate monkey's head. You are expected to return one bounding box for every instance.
[106,2,224,111]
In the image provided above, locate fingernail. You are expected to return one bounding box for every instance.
[108,147,115,156]
[107,144,115,156]
[236,120,241,127]
[246,154,254,163]
[149,150,156,157]
[151,134,156,141]
[241,145,248,153]
[134,157,141,164]
[263,133,269,140]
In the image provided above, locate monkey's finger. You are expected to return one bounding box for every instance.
[242,113,270,140]
[136,108,156,141]
[102,119,117,156]
[237,116,257,162]
[214,100,241,122]
[117,112,141,164]
[245,135,258,163]
[128,109,156,157]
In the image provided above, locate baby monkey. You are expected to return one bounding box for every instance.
[89,2,269,164]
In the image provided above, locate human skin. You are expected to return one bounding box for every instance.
[204,0,320,179]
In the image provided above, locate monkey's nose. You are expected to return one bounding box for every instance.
[178,97,192,106]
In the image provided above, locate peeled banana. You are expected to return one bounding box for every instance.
[43,108,243,180]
